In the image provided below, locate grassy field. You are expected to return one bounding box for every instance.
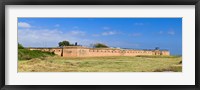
[18,56,182,72]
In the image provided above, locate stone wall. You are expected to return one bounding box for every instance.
[27,46,170,57]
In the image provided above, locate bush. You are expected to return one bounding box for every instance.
[58,40,70,47]
[179,61,182,64]
[18,49,55,60]
[93,43,108,48]
[18,43,24,49]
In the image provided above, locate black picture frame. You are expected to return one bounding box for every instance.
[0,0,199,90]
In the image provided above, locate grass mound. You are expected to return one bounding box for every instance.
[18,49,55,60]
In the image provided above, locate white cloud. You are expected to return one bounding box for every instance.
[134,23,144,26]
[104,41,140,49]
[157,30,175,35]
[102,31,116,36]
[54,24,60,27]
[73,26,79,29]
[92,34,100,37]
[18,29,64,47]
[69,30,85,36]
[18,29,93,47]
[18,29,141,49]
[102,27,110,30]
[18,22,31,28]
[168,31,175,35]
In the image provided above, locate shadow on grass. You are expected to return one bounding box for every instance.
[154,65,182,72]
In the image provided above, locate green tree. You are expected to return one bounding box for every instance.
[18,43,24,49]
[94,43,109,48]
[58,40,70,47]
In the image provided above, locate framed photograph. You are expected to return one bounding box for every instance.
[0,0,199,89]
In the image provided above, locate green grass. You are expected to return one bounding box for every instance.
[136,55,181,58]
[18,49,55,60]
[18,56,182,72]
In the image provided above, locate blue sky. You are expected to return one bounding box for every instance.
[18,18,182,55]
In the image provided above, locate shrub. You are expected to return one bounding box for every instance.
[18,49,55,60]
[58,40,70,47]
[93,43,108,48]
[18,43,24,49]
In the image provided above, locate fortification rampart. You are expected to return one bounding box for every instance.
[27,46,170,57]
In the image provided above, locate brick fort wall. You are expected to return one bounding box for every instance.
[27,46,170,57]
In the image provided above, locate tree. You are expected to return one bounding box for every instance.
[155,47,160,50]
[58,40,70,47]
[18,43,24,49]
[93,43,109,48]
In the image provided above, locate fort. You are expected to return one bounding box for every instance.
[27,46,170,57]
